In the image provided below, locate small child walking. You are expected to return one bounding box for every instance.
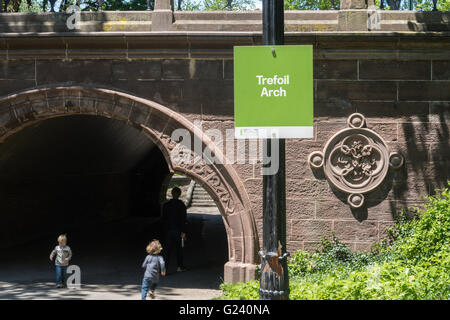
[49,234,72,288]
[141,240,166,300]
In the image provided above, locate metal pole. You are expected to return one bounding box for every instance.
[259,0,289,301]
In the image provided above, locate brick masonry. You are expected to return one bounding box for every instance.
[0,29,448,258]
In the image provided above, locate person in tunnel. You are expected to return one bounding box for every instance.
[161,187,187,273]
[141,240,166,300]
[49,234,72,288]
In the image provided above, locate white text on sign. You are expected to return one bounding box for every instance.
[256,75,290,97]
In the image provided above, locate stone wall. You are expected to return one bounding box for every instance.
[0,10,448,33]
[0,9,448,269]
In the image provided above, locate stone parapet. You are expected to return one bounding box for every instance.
[0,9,448,34]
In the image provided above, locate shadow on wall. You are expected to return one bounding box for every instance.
[407,11,450,32]
[311,108,449,223]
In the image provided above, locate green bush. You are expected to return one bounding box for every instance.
[218,280,260,300]
[219,183,450,300]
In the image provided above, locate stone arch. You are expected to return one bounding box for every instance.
[0,84,257,283]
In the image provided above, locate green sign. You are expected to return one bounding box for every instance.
[234,45,314,139]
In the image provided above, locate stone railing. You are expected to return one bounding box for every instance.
[0,0,448,34]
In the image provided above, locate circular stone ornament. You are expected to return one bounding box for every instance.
[348,193,365,209]
[308,151,324,169]
[347,113,366,128]
[309,113,404,208]
[389,152,404,169]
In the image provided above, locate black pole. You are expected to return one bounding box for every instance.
[259,0,289,301]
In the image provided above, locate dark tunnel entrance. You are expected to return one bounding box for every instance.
[0,115,228,299]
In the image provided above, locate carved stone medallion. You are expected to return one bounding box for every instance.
[308,113,404,208]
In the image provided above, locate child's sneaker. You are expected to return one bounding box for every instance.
[148,290,155,299]
[56,284,63,288]
[177,267,187,272]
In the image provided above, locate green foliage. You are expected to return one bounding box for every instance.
[195,0,256,11]
[218,280,260,300]
[18,0,43,12]
[414,0,450,11]
[284,0,340,10]
[180,0,202,10]
[288,234,386,279]
[387,186,450,265]
[220,183,450,300]
[103,0,151,11]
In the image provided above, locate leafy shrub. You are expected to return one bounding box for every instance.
[219,183,450,300]
[218,281,259,300]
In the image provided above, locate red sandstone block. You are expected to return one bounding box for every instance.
[290,219,333,241]
[161,59,189,79]
[389,178,430,201]
[364,200,408,221]
[111,79,184,105]
[227,213,244,238]
[36,60,113,85]
[316,200,353,220]
[387,142,429,163]
[129,102,151,125]
[223,59,233,80]
[190,60,223,80]
[333,220,378,242]
[314,60,357,80]
[0,60,35,80]
[430,143,450,162]
[201,120,235,143]
[285,140,324,161]
[201,100,234,120]
[255,218,263,235]
[303,241,323,252]
[354,101,429,121]
[249,196,262,219]
[314,101,355,119]
[368,123,398,142]
[316,80,397,101]
[231,236,243,262]
[359,60,431,80]
[111,60,162,80]
[432,61,450,80]
[287,241,303,253]
[429,101,450,122]
[232,163,254,180]
[315,122,348,142]
[286,178,334,199]
[182,79,233,102]
[243,178,263,196]
[286,160,316,180]
[0,79,35,96]
[286,199,315,220]
[398,81,450,101]
[398,122,442,143]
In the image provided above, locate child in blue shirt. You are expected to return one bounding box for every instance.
[141,240,166,300]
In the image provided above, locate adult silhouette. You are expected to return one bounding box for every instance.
[161,187,187,273]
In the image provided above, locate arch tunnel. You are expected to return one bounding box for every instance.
[0,114,228,299]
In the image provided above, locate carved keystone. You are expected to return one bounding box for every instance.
[308,113,404,209]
